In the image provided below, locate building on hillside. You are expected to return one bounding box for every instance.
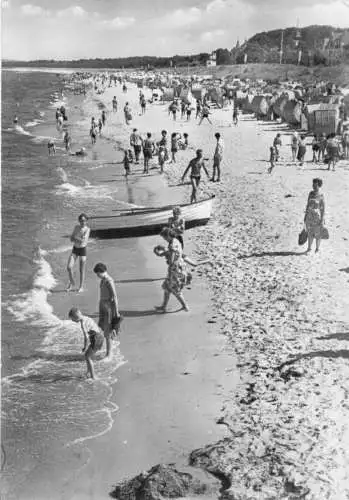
[206,51,217,67]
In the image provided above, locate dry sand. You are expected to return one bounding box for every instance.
[51,81,349,499]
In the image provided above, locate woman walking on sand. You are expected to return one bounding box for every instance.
[154,228,189,312]
[291,131,299,162]
[67,213,90,292]
[304,178,325,254]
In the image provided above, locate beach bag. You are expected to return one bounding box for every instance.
[320,227,329,240]
[298,228,308,246]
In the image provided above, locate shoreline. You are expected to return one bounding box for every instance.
[46,83,238,499]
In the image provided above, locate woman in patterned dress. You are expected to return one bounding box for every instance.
[154,227,189,312]
[304,178,325,254]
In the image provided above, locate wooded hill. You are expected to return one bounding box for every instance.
[3,25,349,69]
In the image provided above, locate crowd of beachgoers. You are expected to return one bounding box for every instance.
[18,67,349,498]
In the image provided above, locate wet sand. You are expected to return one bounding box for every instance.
[48,84,237,499]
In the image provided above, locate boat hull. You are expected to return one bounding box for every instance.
[89,197,214,239]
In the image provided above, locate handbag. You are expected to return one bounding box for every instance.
[298,228,308,246]
[320,226,329,240]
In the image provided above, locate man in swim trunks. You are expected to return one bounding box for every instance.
[211,132,224,182]
[67,213,90,293]
[181,149,210,204]
[198,104,212,125]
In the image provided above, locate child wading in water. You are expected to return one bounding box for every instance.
[69,307,105,380]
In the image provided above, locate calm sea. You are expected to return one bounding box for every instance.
[1,70,125,500]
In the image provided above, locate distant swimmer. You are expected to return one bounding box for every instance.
[70,147,87,157]
[13,116,18,125]
[48,139,56,156]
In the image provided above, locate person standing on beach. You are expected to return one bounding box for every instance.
[112,96,118,112]
[326,134,339,171]
[268,146,276,173]
[291,131,299,162]
[273,133,282,161]
[170,132,181,163]
[68,307,104,380]
[198,104,212,125]
[181,149,210,204]
[143,132,155,174]
[101,110,106,126]
[232,106,239,126]
[124,102,132,125]
[67,213,90,293]
[63,131,71,152]
[196,99,202,119]
[130,128,143,164]
[93,263,120,359]
[186,104,192,121]
[211,132,224,182]
[304,178,325,254]
[342,126,349,159]
[319,133,327,162]
[297,135,307,166]
[154,228,189,312]
[141,96,147,115]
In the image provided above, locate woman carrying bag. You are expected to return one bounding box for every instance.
[303,178,326,254]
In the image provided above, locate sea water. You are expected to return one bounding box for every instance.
[1,70,125,500]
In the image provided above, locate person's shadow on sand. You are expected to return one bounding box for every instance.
[120,308,180,317]
[238,250,308,259]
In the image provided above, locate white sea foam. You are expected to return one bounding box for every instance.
[5,251,61,328]
[55,182,114,200]
[25,119,43,128]
[6,125,33,136]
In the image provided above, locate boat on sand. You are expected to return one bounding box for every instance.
[89,196,214,239]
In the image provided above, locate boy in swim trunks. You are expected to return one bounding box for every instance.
[69,307,104,380]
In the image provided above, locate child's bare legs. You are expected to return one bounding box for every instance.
[67,253,76,290]
[78,256,86,292]
[85,347,96,379]
[171,152,176,163]
[268,160,274,173]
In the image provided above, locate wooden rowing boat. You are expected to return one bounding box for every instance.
[89,196,214,239]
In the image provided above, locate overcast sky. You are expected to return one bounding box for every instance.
[2,0,349,60]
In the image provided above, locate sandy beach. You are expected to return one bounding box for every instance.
[43,79,349,499]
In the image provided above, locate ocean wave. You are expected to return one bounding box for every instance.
[6,125,32,136]
[5,251,60,328]
[55,182,114,200]
[25,119,44,128]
